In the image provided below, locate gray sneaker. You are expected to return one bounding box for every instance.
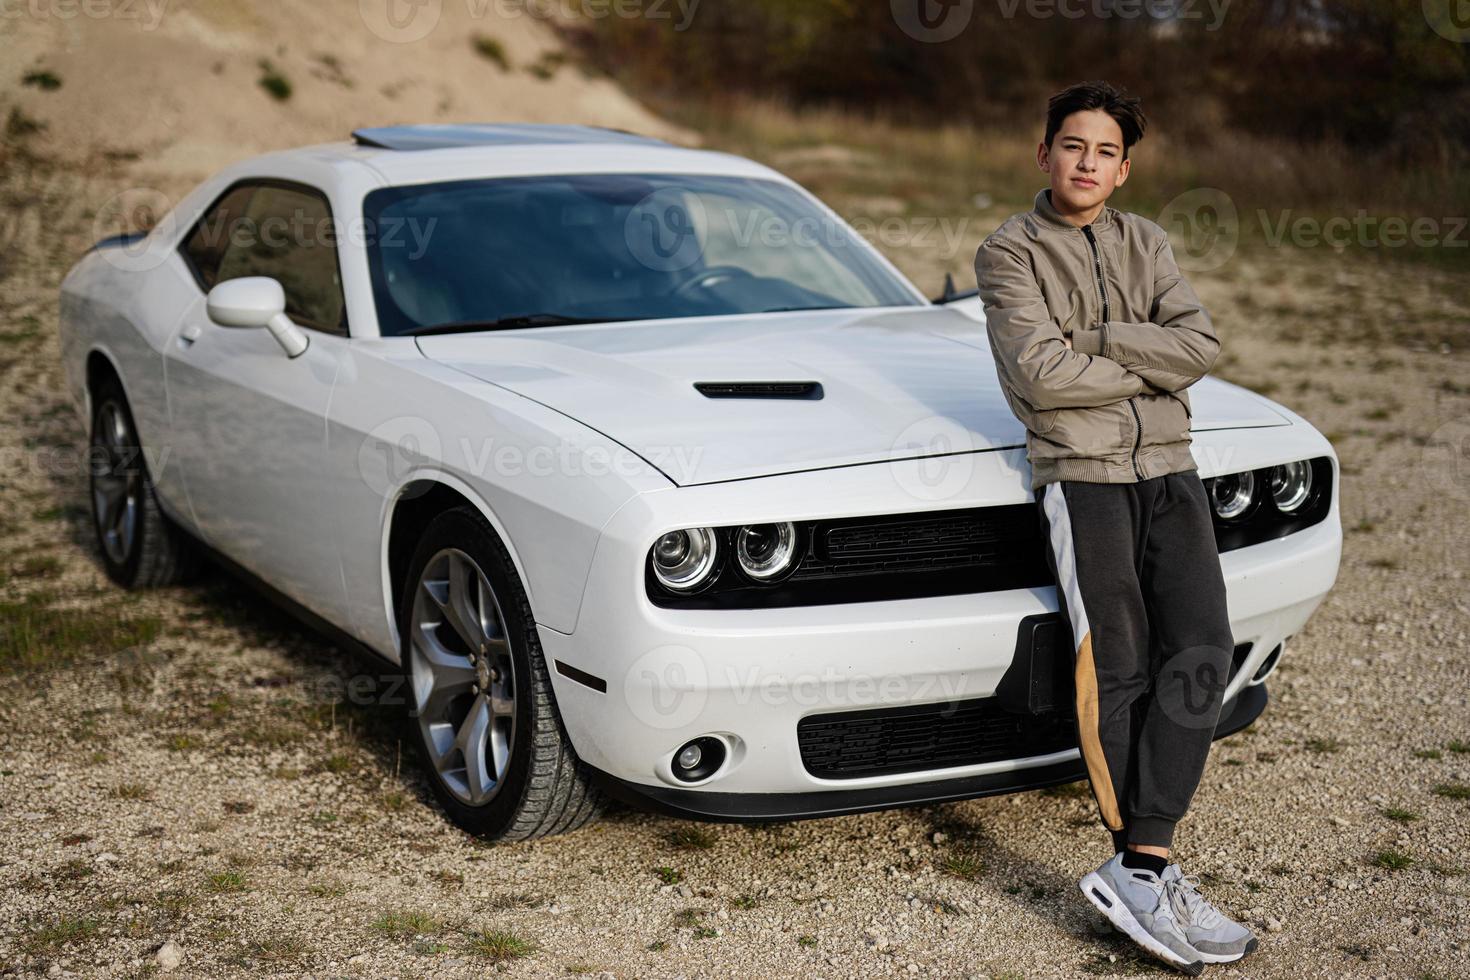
[1163,864,1259,963]
[1079,853,1204,976]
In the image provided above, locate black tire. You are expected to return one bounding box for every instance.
[397,506,604,840]
[89,376,200,588]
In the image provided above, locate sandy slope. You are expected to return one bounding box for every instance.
[0,0,695,179]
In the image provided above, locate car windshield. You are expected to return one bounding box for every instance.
[362,173,924,336]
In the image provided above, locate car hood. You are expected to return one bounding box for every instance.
[417,306,1290,486]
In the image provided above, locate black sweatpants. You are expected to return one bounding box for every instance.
[1033,471,1235,850]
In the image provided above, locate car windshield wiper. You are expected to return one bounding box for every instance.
[758,304,853,314]
[405,313,617,337]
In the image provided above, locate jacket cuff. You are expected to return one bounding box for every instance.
[1071,326,1105,356]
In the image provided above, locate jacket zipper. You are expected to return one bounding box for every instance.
[1081,223,1144,480]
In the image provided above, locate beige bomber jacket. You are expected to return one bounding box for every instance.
[973,188,1221,491]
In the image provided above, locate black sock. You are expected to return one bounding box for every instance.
[1121,849,1168,877]
[1110,828,1129,855]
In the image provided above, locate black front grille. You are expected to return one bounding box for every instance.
[648,503,1052,609]
[795,507,1037,581]
[798,697,1077,780]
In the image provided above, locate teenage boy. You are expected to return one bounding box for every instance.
[973,81,1257,975]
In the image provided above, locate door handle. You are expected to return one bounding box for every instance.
[178,323,202,348]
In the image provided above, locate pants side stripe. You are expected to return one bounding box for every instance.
[1042,483,1124,832]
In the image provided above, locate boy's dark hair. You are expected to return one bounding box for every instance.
[1044,81,1147,160]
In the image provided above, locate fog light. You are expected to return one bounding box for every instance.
[671,736,725,782]
[1252,643,1283,682]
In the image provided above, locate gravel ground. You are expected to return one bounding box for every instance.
[1,153,1468,980]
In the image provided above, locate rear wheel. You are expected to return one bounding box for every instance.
[399,506,603,839]
[88,377,199,588]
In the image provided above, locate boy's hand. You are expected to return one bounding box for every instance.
[1062,333,1073,350]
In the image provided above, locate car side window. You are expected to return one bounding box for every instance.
[213,183,349,337]
[180,185,255,290]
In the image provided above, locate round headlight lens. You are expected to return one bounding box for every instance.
[1209,470,1256,520]
[1268,460,1313,513]
[650,528,719,592]
[735,522,798,581]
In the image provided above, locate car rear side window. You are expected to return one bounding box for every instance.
[213,184,348,336]
[180,185,254,289]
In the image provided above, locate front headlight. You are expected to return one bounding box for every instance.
[1209,470,1255,520]
[734,522,799,582]
[1269,460,1313,513]
[650,527,719,593]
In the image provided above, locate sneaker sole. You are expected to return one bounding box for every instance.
[1194,936,1259,964]
[1079,871,1204,977]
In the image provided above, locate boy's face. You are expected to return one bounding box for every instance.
[1038,109,1131,215]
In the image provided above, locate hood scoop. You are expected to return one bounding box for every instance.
[694,381,824,400]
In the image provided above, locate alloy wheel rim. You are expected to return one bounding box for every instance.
[408,547,516,806]
[91,401,141,566]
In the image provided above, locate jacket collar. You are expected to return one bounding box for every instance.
[1033,187,1115,234]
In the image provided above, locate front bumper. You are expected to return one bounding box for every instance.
[537,438,1341,813]
[587,683,1267,821]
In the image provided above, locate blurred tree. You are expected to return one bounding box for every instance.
[563,0,1468,161]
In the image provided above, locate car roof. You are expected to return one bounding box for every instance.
[236,124,788,190]
[350,123,670,151]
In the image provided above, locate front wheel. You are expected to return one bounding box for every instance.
[88,377,199,588]
[398,507,603,840]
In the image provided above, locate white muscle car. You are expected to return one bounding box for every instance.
[58,124,1341,840]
